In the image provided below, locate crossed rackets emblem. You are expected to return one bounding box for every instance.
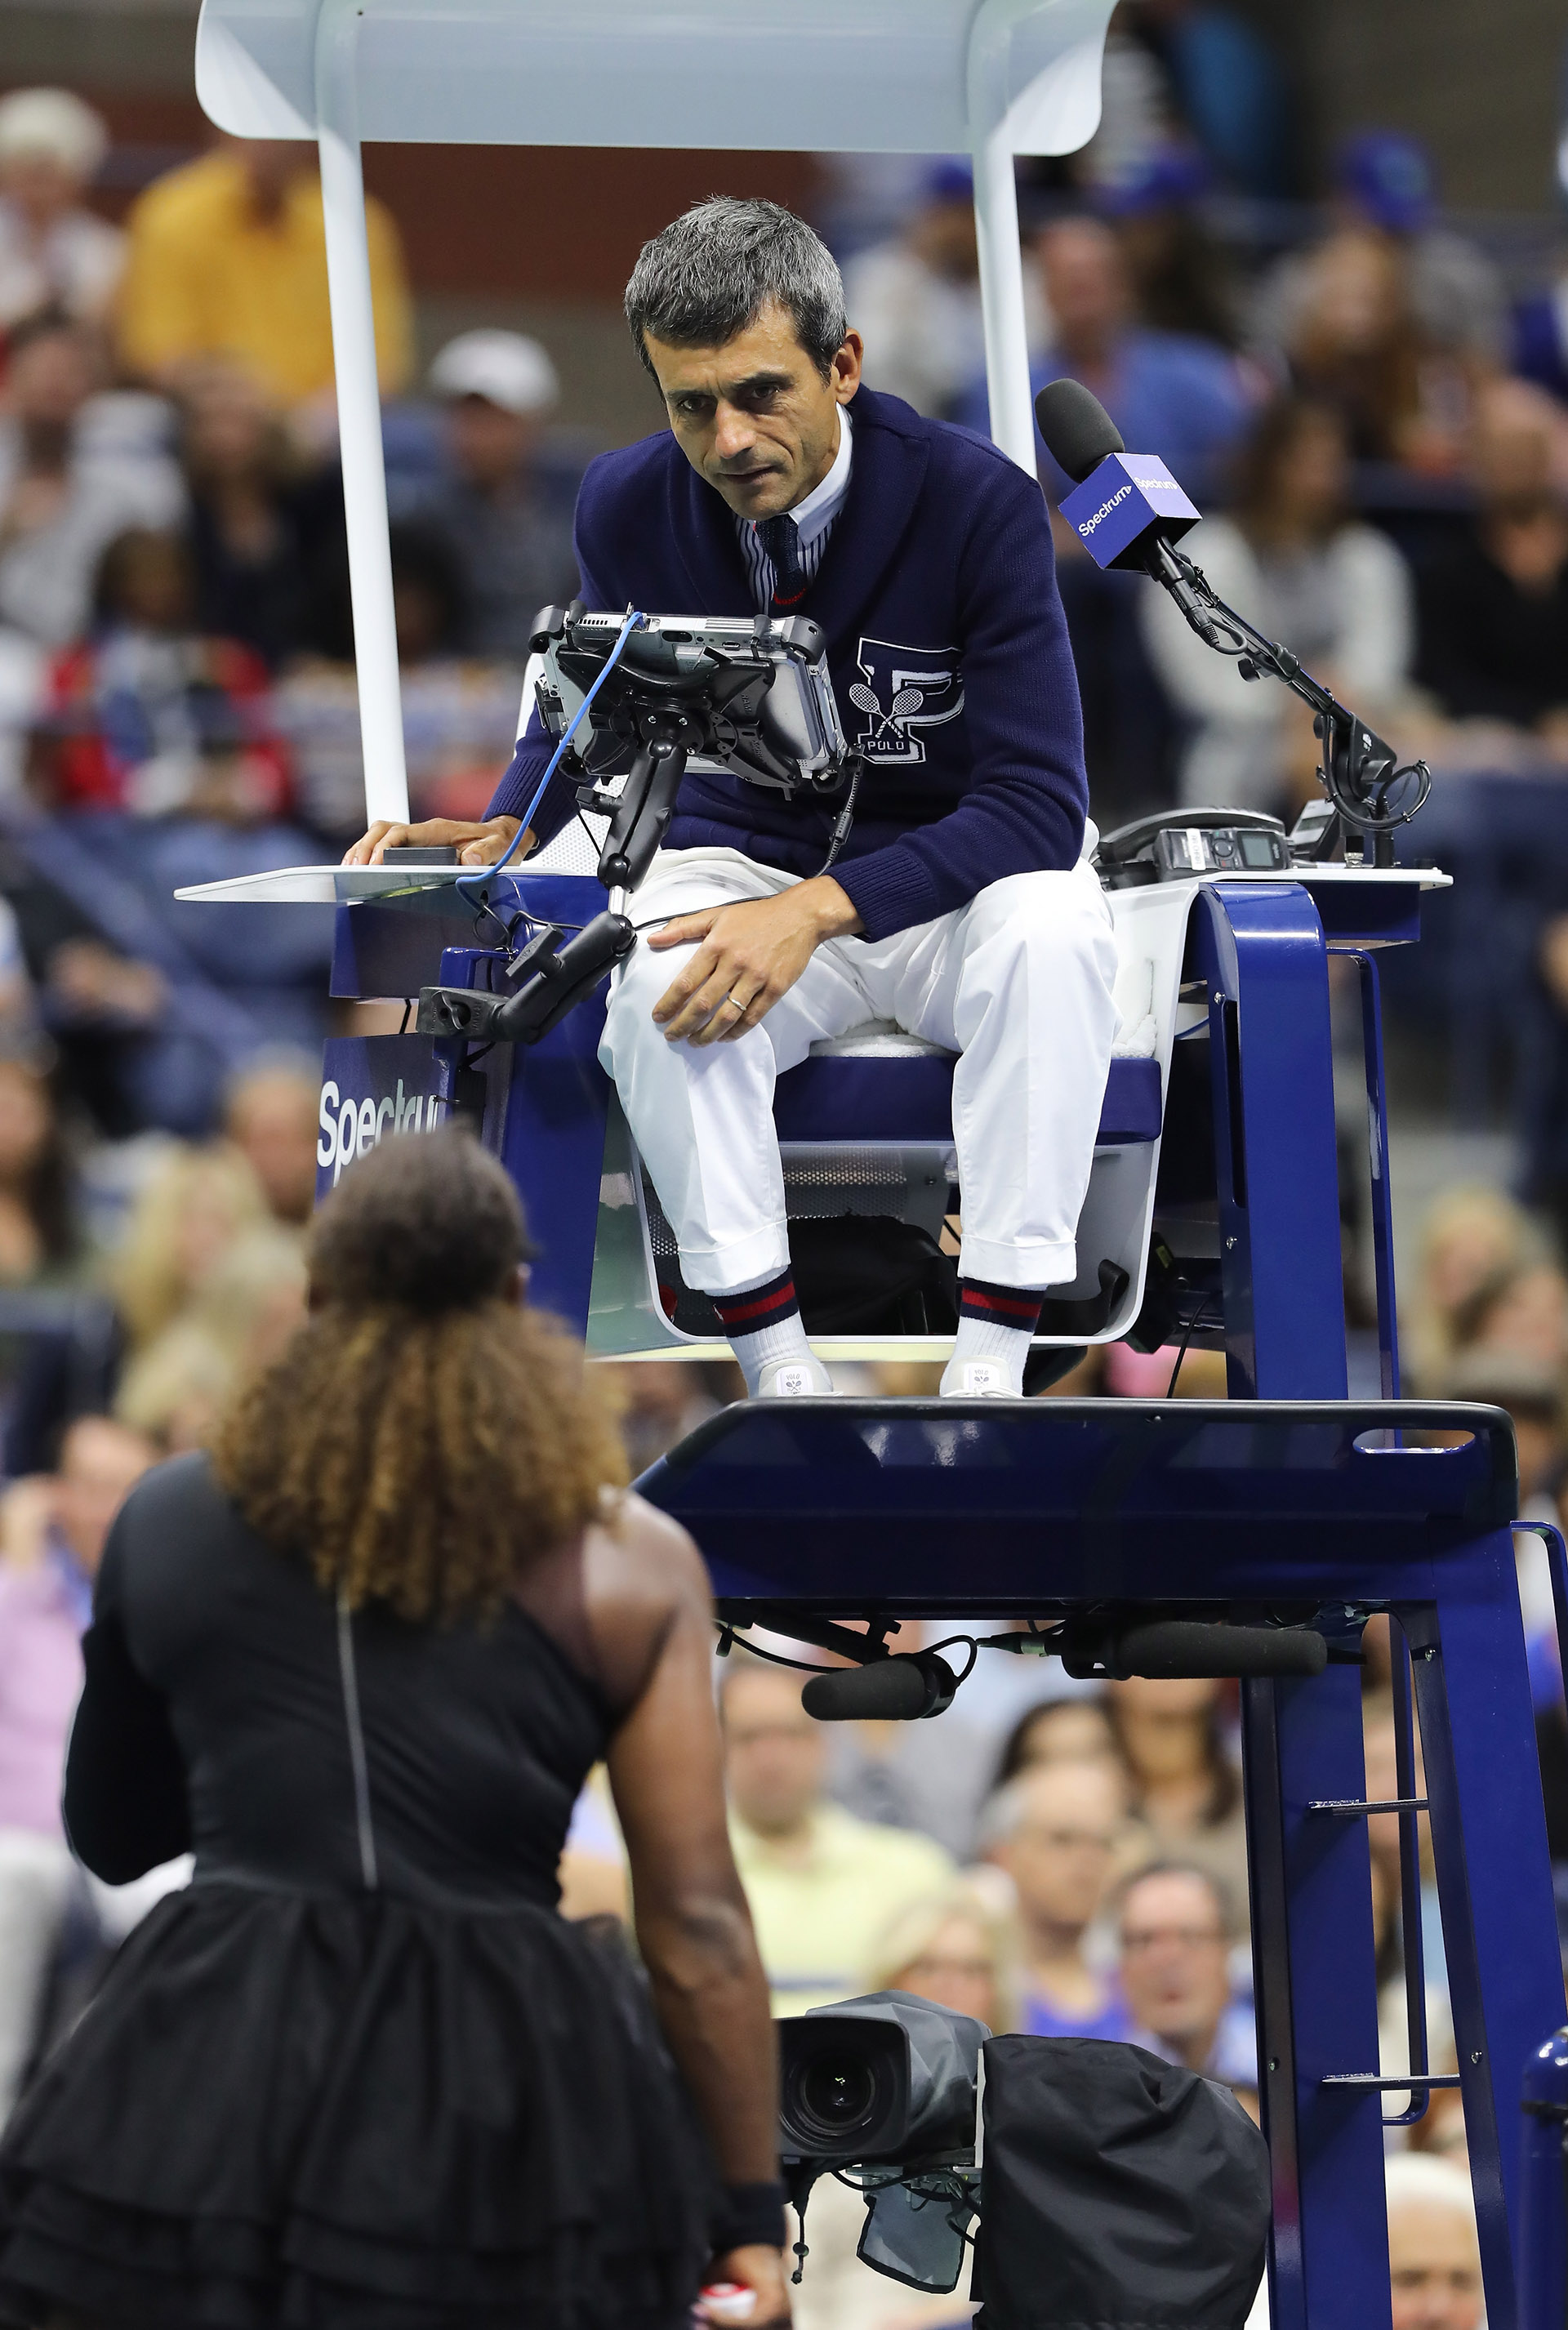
[849,680,927,738]
[849,639,965,763]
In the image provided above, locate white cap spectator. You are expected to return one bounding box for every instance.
[429,330,559,417]
[382,329,577,662]
[0,91,108,187]
[0,91,122,335]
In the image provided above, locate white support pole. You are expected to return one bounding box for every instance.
[314,0,409,826]
[968,0,1040,477]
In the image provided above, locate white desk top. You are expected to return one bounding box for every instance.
[172,862,1451,907]
[173,864,496,906]
[1177,865,1452,891]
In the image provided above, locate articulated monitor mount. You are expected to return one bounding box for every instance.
[419,605,857,1046]
[541,605,855,890]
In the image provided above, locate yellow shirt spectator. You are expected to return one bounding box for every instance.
[730,1801,953,2016]
[117,144,412,405]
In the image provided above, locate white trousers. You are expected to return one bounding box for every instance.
[599,848,1120,1299]
[0,1827,73,2125]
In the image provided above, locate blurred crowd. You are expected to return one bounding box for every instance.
[0,58,1560,1126]
[0,87,584,1124]
[0,21,1564,2322]
[849,132,1568,850]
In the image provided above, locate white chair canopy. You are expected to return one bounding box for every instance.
[194,0,1113,821]
[197,0,1113,156]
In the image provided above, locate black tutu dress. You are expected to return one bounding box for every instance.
[0,1456,715,2330]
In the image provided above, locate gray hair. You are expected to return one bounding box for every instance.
[975,1757,1125,1855]
[625,197,848,381]
[1118,1859,1238,1942]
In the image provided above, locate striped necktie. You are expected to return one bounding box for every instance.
[757,512,808,609]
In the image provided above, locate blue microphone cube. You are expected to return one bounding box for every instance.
[1059,453,1200,571]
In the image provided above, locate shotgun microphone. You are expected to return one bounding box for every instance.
[800,1652,958,1722]
[1059,1619,1329,1682]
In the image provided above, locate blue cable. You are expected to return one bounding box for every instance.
[457,606,647,912]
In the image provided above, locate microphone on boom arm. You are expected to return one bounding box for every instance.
[1033,380,1430,862]
[1032,378,1127,487]
[1031,381,1197,578]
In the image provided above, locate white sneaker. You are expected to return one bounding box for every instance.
[941,1359,1020,1399]
[755,1355,836,1399]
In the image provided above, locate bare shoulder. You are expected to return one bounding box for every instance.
[581,1492,712,1693]
[608,1486,704,1562]
[590,1489,706,1586]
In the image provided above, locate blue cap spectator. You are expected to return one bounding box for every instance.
[1512,60,1568,408]
[1097,143,1239,349]
[1095,142,1212,219]
[922,158,973,207]
[1516,274,1568,408]
[843,158,1047,421]
[1251,129,1507,371]
[1338,131,1437,235]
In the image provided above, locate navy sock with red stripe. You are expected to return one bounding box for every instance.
[942,1277,1047,1397]
[710,1268,817,1394]
[957,1278,1047,1332]
[712,1268,800,1339]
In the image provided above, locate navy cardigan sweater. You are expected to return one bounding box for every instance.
[486,385,1088,942]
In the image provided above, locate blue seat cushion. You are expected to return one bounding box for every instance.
[772,1052,1161,1146]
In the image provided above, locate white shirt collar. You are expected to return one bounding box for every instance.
[762,400,853,554]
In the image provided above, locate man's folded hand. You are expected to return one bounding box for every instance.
[648,877,862,1045]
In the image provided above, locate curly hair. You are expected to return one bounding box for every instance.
[212,1130,626,1622]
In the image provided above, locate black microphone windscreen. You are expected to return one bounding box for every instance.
[1033,379,1125,482]
[1114,1622,1328,1681]
[801,1658,933,1722]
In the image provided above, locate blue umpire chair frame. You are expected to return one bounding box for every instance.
[186,0,1568,2318]
[301,852,1568,2330]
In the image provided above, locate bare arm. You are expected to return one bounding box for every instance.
[593,1499,787,2320]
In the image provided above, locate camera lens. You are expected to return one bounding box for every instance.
[787,2047,887,2147]
[804,2058,875,2125]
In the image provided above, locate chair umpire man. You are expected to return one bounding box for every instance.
[349,198,1119,1400]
